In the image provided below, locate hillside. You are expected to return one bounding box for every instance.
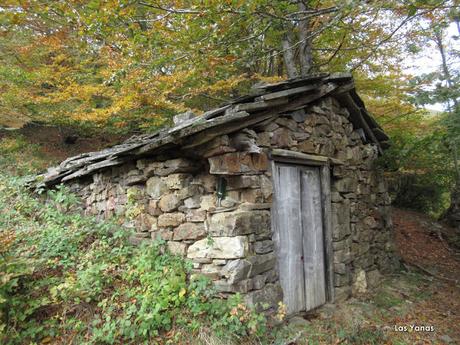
[0,132,459,344]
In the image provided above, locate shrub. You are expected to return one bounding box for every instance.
[0,174,266,344]
[389,172,450,216]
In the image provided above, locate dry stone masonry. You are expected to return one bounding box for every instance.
[38,73,397,312]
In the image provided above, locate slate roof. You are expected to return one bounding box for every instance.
[37,73,389,188]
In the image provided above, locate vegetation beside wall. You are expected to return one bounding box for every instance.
[379,118,456,218]
[0,140,268,344]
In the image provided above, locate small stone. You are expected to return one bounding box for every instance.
[162,173,192,190]
[248,253,277,277]
[200,195,216,210]
[200,264,221,280]
[334,272,351,287]
[173,223,206,240]
[332,200,351,241]
[158,212,186,227]
[136,158,158,170]
[220,198,237,208]
[125,174,146,186]
[334,248,352,264]
[173,110,195,125]
[252,274,267,290]
[165,158,192,169]
[137,213,156,231]
[297,141,317,154]
[146,176,168,199]
[259,175,273,200]
[151,228,173,241]
[334,177,358,193]
[352,269,367,294]
[288,316,311,328]
[176,185,202,200]
[256,132,272,147]
[254,240,274,254]
[331,192,342,202]
[271,128,293,148]
[167,241,187,256]
[440,335,453,344]
[317,304,336,319]
[221,259,251,283]
[185,209,206,222]
[366,269,381,288]
[155,158,199,176]
[292,131,309,141]
[184,195,201,209]
[363,216,378,229]
[147,199,162,216]
[159,193,181,212]
[334,263,348,275]
[275,117,298,131]
[239,202,271,210]
[214,279,253,293]
[240,188,263,203]
[334,286,351,302]
[129,235,152,246]
[244,283,283,311]
[198,174,216,193]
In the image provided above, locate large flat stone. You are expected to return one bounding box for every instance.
[208,152,268,175]
[208,210,271,236]
[187,236,248,259]
[173,222,206,240]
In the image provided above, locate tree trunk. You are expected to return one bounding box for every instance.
[282,31,298,78]
[297,2,313,76]
[434,30,458,109]
[435,28,460,229]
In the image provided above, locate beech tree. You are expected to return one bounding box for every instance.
[0,0,457,130]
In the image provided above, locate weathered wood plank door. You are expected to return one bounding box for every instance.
[272,163,327,314]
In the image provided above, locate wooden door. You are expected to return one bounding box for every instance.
[272,163,327,314]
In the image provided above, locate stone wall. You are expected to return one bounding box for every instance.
[68,96,396,310]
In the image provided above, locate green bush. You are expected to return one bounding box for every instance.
[0,174,266,344]
[378,128,455,218]
[390,172,450,216]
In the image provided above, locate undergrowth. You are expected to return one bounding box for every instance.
[0,173,266,344]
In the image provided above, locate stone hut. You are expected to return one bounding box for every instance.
[38,73,395,315]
